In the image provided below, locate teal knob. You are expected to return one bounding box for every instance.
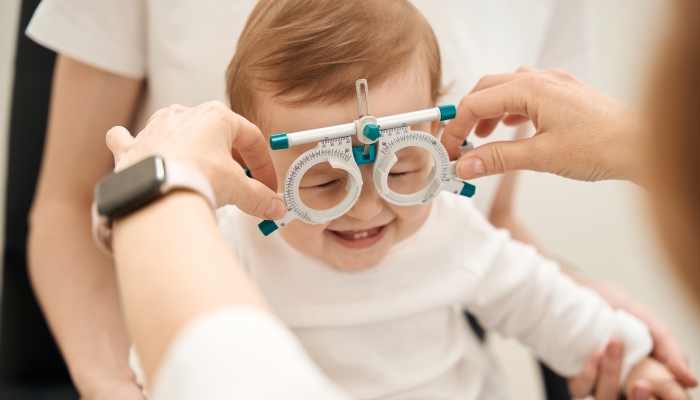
[362,124,381,141]
[270,133,289,150]
[459,182,476,198]
[258,220,279,236]
[242,166,252,178]
[438,105,457,121]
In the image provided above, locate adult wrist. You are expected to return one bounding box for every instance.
[92,156,217,254]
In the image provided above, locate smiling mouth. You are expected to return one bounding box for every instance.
[333,226,383,240]
[327,224,390,249]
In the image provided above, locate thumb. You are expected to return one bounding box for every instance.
[226,167,286,220]
[106,126,135,167]
[455,138,538,179]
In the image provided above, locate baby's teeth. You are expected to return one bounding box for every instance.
[353,231,369,239]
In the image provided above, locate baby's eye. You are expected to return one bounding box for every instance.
[301,179,340,190]
[316,179,339,189]
[389,172,410,179]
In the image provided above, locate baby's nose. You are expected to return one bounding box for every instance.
[345,166,383,221]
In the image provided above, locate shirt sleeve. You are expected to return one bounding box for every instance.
[536,0,590,82]
[460,207,652,385]
[151,306,352,400]
[26,0,147,78]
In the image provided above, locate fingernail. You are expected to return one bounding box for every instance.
[264,198,285,219]
[608,341,623,358]
[457,158,486,179]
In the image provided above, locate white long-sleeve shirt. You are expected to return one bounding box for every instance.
[151,307,352,400]
[215,193,652,399]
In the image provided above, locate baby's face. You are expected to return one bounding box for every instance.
[259,72,436,271]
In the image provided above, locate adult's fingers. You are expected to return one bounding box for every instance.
[455,137,541,179]
[231,148,245,168]
[474,117,504,137]
[595,340,624,400]
[469,73,525,94]
[568,350,602,398]
[630,380,654,400]
[145,107,168,127]
[226,164,285,219]
[446,69,540,144]
[442,78,536,159]
[471,114,531,138]
[502,114,531,126]
[650,327,697,387]
[106,126,135,168]
[190,102,276,190]
[653,380,691,400]
[203,103,277,192]
[516,65,541,73]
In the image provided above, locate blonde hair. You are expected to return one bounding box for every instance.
[226,0,442,130]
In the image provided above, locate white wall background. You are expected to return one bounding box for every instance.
[0,1,696,399]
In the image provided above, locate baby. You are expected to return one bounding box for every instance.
[133,0,684,398]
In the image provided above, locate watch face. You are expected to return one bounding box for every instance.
[95,156,167,218]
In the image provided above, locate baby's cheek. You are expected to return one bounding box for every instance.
[390,203,432,239]
[394,202,430,219]
[278,219,328,256]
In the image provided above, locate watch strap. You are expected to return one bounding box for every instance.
[92,159,217,255]
[160,160,217,210]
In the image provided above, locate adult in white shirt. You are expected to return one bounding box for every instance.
[24,0,694,398]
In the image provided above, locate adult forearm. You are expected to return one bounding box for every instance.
[28,202,135,396]
[112,191,269,385]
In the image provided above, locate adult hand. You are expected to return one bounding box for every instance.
[592,281,697,389]
[106,102,286,219]
[569,335,695,400]
[441,67,646,184]
[564,270,697,391]
[569,340,660,400]
[568,340,621,399]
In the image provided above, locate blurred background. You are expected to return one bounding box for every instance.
[0,0,697,399]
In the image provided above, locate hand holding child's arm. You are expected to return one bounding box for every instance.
[572,339,689,400]
[624,356,690,400]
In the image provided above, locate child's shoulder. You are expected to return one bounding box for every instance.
[431,192,485,223]
[216,205,259,253]
[422,193,506,251]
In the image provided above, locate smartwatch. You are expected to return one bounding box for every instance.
[91,155,217,255]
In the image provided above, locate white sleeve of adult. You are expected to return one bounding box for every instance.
[461,210,652,384]
[26,0,146,78]
[151,306,352,400]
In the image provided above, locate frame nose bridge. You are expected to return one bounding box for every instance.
[346,165,384,220]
